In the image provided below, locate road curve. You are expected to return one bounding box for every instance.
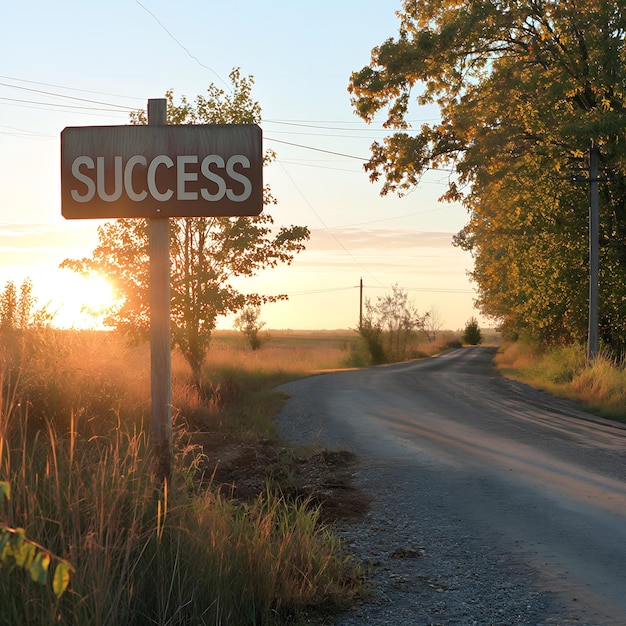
[278,346,626,624]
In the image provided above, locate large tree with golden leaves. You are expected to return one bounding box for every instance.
[350,1,626,350]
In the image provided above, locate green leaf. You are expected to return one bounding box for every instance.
[14,542,36,569]
[0,481,10,506]
[10,527,25,552]
[52,561,71,598]
[28,551,50,586]
[0,529,11,561]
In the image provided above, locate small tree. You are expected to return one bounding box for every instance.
[1,279,52,365]
[0,279,50,332]
[234,306,267,350]
[61,70,309,387]
[462,317,483,346]
[424,305,445,342]
[361,284,426,361]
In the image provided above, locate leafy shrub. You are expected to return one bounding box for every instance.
[462,317,483,345]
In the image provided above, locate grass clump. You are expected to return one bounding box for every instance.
[569,352,626,418]
[496,342,626,420]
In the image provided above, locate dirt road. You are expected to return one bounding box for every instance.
[278,347,626,625]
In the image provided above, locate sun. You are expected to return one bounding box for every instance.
[51,272,120,330]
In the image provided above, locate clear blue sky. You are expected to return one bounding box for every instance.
[1,0,482,330]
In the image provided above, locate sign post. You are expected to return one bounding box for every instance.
[147,99,172,483]
[61,104,263,484]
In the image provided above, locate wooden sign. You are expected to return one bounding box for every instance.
[61,124,263,219]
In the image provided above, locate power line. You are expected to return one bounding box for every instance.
[267,136,456,173]
[0,81,133,110]
[133,0,231,91]
[264,118,440,127]
[0,96,129,113]
[276,160,386,289]
[266,137,369,161]
[277,159,362,174]
[265,120,407,134]
[284,286,358,297]
[283,284,473,297]
[265,128,388,140]
[0,124,54,138]
[0,75,144,101]
[366,285,474,294]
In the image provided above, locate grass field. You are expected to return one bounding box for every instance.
[0,327,367,626]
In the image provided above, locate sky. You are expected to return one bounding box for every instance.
[1,0,486,331]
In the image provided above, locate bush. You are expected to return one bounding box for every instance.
[234,306,269,351]
[354,325,386,366]
[462,317,483,345]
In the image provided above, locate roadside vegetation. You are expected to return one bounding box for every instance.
[0,327,366,626]
[496,341,626,421]
[348,284,462,366]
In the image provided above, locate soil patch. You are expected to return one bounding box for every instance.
[191,432,370,522]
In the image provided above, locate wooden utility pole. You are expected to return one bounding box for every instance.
[359,278,363,329]
[148,98,172,483]
[588,140,599,361]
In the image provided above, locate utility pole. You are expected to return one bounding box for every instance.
[588,140,599,361]
[570,140,612,361]
[359,278,363,329]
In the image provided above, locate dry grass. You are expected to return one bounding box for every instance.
[496,342,626,420]
[0,328,363,625]
[208,329,356,372]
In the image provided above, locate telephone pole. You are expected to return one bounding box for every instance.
[359,278,363,329]
[571,139,614,361]
[588,141,599,361]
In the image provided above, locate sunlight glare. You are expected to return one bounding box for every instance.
[52,272,120,330]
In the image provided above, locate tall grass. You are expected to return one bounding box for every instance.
[0,329,359,625]
[496,342,626,420]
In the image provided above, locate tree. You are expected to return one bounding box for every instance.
[462,317,483,346]
[424,305,444,342]
[62,70,309,384]
[349,1,626,352]
[0,278,51,332]
[361,284,426,361]
[234,306,267,350]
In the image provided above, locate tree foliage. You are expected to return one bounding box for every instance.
[462,317,483,346]
[349,1,626,351]
[234,306,267,350]
[361,284,426,361]
[62,70,309,381]
[0,279,50,332]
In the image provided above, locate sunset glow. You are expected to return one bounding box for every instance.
[51,272,120,330]
[1,1,486,332]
